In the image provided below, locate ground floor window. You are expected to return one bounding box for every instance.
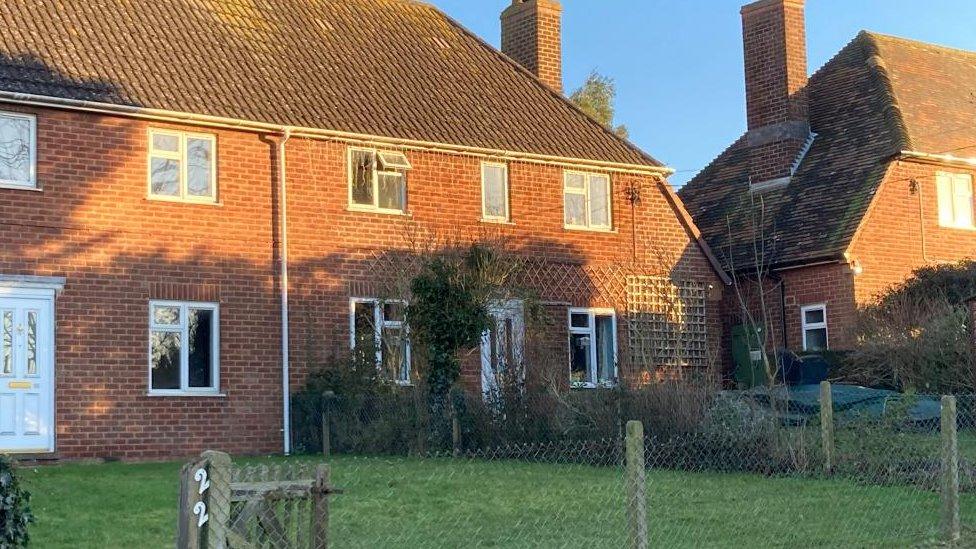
[801,304,828,351]
[568,308,617,388]
[350,298,411,385]
[149,301,219,394]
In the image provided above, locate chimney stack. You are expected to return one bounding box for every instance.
[501,0,563,93]
[741,0,811,187]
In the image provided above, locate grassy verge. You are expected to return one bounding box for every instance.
[21,455,969,548]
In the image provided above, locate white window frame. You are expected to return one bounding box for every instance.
[800,303,829,352]
[147,128,218,204]
[349,298,411,385]
[347,147,410,214]
[0,111,37,190]
[480,162,511,223]
[936,171,975,229]
[563,170,613,231]
[147,300,220,396]
[568,307,618,389]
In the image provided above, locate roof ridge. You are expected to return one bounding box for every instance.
[862,30,976,58]
[417,0,665,169]
[858,31,915,151]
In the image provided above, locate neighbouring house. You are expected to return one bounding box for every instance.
[679,0,976,375]
[0,0,725,459]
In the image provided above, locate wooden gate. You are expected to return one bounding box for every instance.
[177,451,337,549]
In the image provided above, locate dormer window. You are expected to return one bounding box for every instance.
[349,148,410,214]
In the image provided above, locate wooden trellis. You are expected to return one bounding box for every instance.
[626,276,709,372]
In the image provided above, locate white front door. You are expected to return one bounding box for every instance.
[480,300,525,399]
[0,294,55,453]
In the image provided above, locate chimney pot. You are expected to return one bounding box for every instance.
[501,0,563,93]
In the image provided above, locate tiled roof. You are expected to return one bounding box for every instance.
[0,0,660,167]
[679,31,976,269]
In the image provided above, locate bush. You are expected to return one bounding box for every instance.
[842,293,975,393]
[0,455,32,547]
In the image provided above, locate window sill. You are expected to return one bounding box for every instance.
[563,225,617,234]
[571,382,618,390]
[480,218,515,226]
[346,205,412,217]
[937,223,976,232]
[146,391,226,398]
[0,183,41,192]
[146,196,222,207]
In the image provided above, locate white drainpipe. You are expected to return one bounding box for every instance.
[278,128,293,455]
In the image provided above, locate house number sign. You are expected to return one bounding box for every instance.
[193,467,211,528]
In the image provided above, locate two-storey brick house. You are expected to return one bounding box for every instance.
[680,0,976,373]
[0,0,725,459]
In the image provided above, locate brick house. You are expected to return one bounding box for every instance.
[0,0,725,459]
[679,0,976,373]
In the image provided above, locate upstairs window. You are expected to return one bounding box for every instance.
[936,172,974,229]
[149,301,219,395]
[350,298,411,385]
[564,171,612,230]
[0,111,36,189]
[801,304,828,352]
[349,148,411,213]
[568,308,617,388]
[481,162,510,222]
[148,129,217,203]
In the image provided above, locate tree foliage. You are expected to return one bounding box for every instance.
[569,71,629,139]
[407,244,523,398]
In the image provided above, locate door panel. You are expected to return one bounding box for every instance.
[481,300,525,398]
[0,296,54,452]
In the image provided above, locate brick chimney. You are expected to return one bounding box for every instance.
[741,0,811,188]
[501,0,563,93]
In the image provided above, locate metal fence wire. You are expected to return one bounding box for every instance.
[285,383,973,548]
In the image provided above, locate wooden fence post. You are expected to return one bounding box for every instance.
[625,420,648,549]
[820,381,834,474]
[311,464,331,549]
[322,391,334,458]
[201,451,231,549]
[178,451,231,549]
[451,399,462,457]
[941,395,960,542]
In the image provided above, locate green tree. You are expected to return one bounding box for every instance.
[570,70,629,139]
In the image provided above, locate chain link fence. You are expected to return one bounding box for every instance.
[287,383,974,547]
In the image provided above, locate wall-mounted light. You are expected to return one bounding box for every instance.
[909,179,920,195]
[850,259,864,276]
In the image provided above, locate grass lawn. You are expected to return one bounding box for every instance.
[21,455,969,548]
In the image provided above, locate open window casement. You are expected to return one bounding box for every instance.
[349,148,411,213]
[377,151,412,171]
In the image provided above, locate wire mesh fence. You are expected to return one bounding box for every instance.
[284,383,975,548]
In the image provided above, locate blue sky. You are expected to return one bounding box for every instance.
[429,0,976,187]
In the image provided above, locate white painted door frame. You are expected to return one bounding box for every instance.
[0,277,62,454]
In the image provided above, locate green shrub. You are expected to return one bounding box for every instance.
[0,455,32,547]
[842,294,975,393]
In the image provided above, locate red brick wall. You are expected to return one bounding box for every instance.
[0,106,282,460]
[501,0,563,93]
[0,104,721,459]
[851,159,976,304]
[720,261,854,377]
